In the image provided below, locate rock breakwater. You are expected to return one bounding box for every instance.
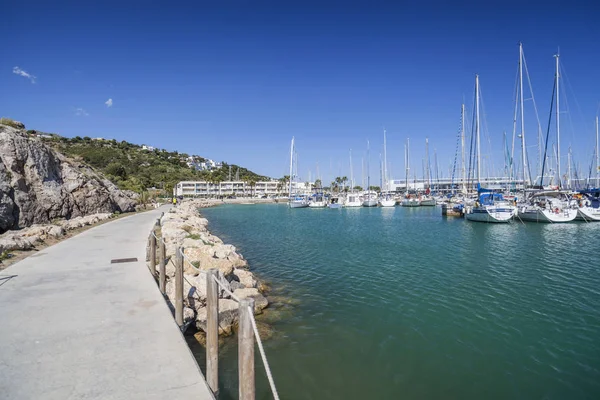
[158,199,268,335]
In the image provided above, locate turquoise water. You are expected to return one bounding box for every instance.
[200,204,600,399]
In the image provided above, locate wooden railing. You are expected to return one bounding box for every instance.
[147,218,279,400]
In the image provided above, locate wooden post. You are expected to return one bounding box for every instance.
[175,247,184,326]
[159,240,166,294]
[206,269,219,395]
[239,298,255,400]
[149,234,157,277]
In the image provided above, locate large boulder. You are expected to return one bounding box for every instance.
[183,247,234,277]
[233,268,257,288]
[195,298,239,335]
[0,125,136,233]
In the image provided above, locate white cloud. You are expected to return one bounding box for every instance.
[75,108,89,117]
[13,66,36,83]
[105,98,113,108]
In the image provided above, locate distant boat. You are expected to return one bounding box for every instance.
[309,191,327,208]
[345,193,362,207]
[518,191,577,222]
[401,138,419,207]
[289,194,309,208]
[465,188,516,223]
[362,190,378,207]
[379,192,396,207]
[328,196,343,209]
[288,137,309,208]
[419,195,436,206]
[362,140,377,207]
[401,195,420,207]
[463,75,517,223]
[576,189,600,221]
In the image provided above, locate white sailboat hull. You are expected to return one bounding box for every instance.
[308,201,327,208]
[345,201,362,207]
[518,207,577,222]
[401,199,420,207]
[379,199,396,207]
[576,207,600,221]
[466,206,516,223]
[289,200,309,208]
[419,198,436,206]
[362,199,378,207]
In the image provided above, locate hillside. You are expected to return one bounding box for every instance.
[0,122,136,233]
[40,134,270,193]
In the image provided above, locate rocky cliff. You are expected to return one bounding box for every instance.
[0,124,136,233]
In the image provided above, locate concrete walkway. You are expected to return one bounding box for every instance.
[0,207,214,400]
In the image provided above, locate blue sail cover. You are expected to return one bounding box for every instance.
[478,193,505,205]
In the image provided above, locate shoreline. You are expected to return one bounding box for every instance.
[157,199,270,337]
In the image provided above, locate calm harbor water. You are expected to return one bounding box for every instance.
[199,204,600,399]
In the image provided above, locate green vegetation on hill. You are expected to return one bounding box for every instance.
[44,136,270,193]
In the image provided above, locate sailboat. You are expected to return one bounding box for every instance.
[308,163,327,208]
[401,138,420,207]
[344,149,363,207]
[379,129,396,207]
[518,52,576,222]
[362,140,378,207]
[288,137,309,208]
[575,117,600,221]
[465,74,517,223]
[419,138,436,206]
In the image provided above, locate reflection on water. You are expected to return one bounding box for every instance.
[201,204,600,399]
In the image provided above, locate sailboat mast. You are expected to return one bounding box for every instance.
[519,43,528,188]
[567,146,572,189]
[461,103,466,194]
[367,140,371,192]
[288,137,294,196]
[383,129,388,191]
[349,149,354,190]
[555,53,561,188]
[434,149,439,192]
[475,74,481,184]
[596,115,599,187]
[406,138,410,192]
[425,137,430,189]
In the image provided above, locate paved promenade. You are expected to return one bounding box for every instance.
[0,207,214,400]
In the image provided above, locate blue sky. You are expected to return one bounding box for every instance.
[2,1,599,184]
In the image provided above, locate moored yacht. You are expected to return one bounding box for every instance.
[465,189,516,223]
[575,189,600,221]
[362,190,378,207]
[289,194,309,208]
[308,192,327,208]
[419,195,436,206]
[379,192,396,207]
[344,193,362,207]
[401,194,420,207]
[518,191,577,222]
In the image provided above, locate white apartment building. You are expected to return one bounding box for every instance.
[176,180,282,197]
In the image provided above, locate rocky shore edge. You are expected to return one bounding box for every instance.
[157,199,269,336]
[0,213,115,257]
